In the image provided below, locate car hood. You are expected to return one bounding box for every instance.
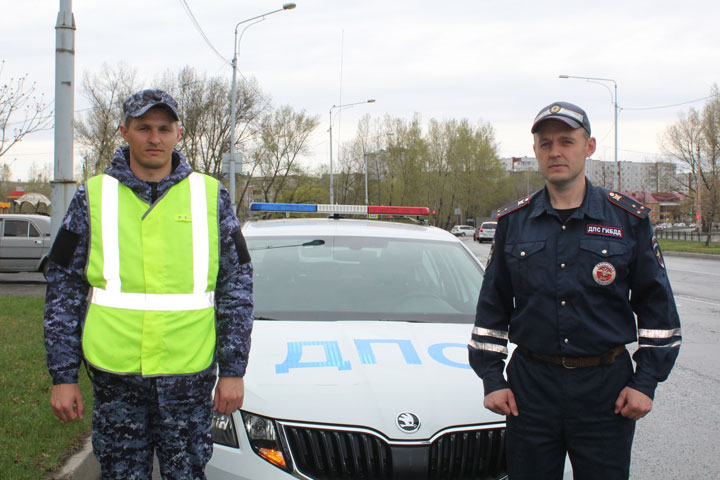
[241,320,504,441]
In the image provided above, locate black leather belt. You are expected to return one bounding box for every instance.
[518,345,626,369]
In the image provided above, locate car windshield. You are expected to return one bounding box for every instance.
[481,223,496,229]
[247,235,483,323]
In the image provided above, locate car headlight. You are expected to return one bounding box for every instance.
[241,411,292,472]
[211,412,239,448]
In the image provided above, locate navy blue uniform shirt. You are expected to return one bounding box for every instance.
[469,179,681,399]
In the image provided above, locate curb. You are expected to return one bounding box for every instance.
[47,437,99,480]
[663,250,720,261]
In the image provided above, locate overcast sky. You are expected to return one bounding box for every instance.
[3,0,719,181]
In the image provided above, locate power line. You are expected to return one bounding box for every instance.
[622,94,718,111]
[177,0,228,65]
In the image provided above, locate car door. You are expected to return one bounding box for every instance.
[0,217,45,272]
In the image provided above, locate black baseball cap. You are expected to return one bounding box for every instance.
[122,89,180,121]
[531,101,591,136]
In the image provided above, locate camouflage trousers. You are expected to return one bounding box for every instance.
[90,367,216,480]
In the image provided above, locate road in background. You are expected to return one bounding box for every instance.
[0,272,46,296]
[462,236,720,478]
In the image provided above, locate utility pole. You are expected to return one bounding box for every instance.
[51,0,77,235]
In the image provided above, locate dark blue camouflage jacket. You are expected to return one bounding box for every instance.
[44,146,253,385]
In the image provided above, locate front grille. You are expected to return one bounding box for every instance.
[284,425,393,479]
[281,424,506,480]
[429,428,506,479]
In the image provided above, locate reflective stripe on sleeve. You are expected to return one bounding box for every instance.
[91,287,215,311]
[468,340,508,355]
[638,340,682,349]
[638,328,682,339]
[189,173,209,294]
[472,326,509,340]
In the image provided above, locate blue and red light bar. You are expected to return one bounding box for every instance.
[250,203,430,216]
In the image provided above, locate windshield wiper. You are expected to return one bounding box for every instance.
[249,239,325,251]
[254,315,277,320]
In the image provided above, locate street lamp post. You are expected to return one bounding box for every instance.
[559,74,619,191]
[328,99,375,204]
[229,3,296,210]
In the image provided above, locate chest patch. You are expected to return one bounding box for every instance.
[592,262,617,285]
[586,224,623,238]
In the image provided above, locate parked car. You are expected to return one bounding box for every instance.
[0,214,53,273]
[475,221,497,243]
[450,224,475,237]
[207,202,515,480]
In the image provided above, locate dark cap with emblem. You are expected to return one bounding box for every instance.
[122,89,180,122]
[531,101,591,136]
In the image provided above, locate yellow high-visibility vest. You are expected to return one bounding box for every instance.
[83,172,220,376]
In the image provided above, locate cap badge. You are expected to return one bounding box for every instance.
[592,262,616,286]
[549,105,561,113]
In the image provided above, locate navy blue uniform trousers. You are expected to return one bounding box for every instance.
[90,368,215,480]
[506,348,636,479]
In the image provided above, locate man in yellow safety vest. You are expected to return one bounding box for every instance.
[44,89,254,479]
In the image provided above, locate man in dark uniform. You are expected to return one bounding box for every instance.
[468,101,681,479]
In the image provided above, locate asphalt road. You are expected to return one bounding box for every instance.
[463,237,720,478]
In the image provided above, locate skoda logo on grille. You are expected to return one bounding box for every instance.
[396,412,420,433]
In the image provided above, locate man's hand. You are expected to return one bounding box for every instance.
[50,383,84,423]
[214,377,244,415]
[483,388,519,416]
[614,386,653,420]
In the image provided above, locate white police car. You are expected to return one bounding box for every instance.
[207,203,570,480]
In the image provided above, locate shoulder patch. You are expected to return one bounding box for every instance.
[491,196,531,220]
[607,191,650,219]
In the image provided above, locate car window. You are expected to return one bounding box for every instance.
[29,223,40,237]
[247,235,483,323]
[481,222,497,229]
[3,219,29,237]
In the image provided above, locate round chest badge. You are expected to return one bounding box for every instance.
[396,412,420,433]
[592,262,616,285]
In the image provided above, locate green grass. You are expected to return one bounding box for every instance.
[0,297,93,480]
[658,238,720,255]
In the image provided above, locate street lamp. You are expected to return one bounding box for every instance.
[559,74,619,191]
[229,3,296,209]
[328,99,375,204]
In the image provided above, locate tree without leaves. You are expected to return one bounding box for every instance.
[155,67,269,178]
[0,61,52,160]
[75,63,139,180]
[250,105,319,207]
[662,85,720,245]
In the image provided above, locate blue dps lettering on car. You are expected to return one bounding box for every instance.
[274,338,470,373]
[207,203,517,480]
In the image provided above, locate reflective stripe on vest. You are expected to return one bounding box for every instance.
[83,172,220,376]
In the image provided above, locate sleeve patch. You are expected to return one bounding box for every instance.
[49,228,81,267]
[231,228,251,265]
[652,235,665,269]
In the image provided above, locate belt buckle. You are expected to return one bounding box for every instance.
[561,357,577,369]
